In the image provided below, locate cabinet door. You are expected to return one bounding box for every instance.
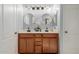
[43,37,58,53]
[19,37,34,53]
[43,38,50,53]
[19,39,27,53]
[49,38,58,53]
[35,46,42,53]
[26,38,34,53]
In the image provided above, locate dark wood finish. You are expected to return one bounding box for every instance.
[19,39,27,53]
[35,46,42,53]
[43,34,57,37]
[35,34,42,37]
[26,38,34,53]
[43,38,50,53]
[19,34,34,37]
[49,38,58,53]
[18,33,59,54]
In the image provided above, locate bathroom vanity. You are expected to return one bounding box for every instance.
[18,4,60,54]
[18,32,59,54]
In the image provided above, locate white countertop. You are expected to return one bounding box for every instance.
[18,31,59,33]
[18,29,59,33]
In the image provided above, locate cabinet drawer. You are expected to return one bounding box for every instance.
[35,38,42,42]
[43,34,58,37]
[19,34,34,37]
[35,38,42,46]
[35,41,42,46]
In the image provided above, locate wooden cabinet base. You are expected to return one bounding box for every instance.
[18,33,59,54]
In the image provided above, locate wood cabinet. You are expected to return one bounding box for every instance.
[18,33,59,54]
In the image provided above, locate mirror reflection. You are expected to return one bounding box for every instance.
[23,5,59,32]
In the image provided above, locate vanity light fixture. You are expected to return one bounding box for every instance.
[32,7,35,10]
[41,7,44,10]
[37,7,40,10]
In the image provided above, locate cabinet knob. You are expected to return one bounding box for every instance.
[14,32,17,34]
